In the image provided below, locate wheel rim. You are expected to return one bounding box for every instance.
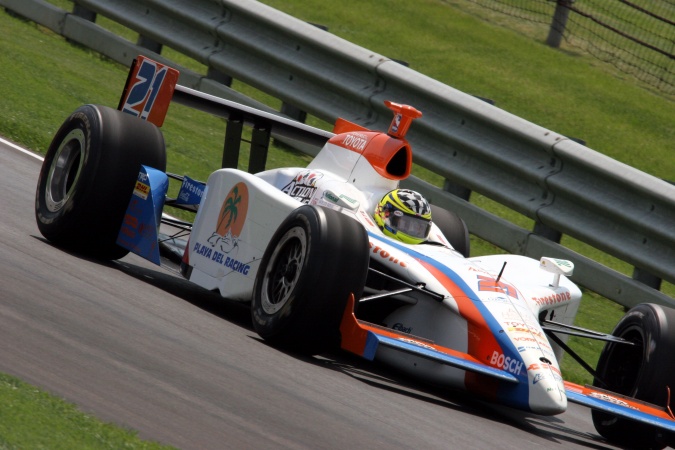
[261,226,307,315]
[603,327,644,396]
[45,129,86,213]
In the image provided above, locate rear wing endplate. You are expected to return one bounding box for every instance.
[116,165,169,265]
[118,55,180,127]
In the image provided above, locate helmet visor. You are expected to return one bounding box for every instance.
[388,207,431,240]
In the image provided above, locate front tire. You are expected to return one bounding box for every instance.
[35,104,166,260]
[251,205,369,354]
[592,303,675,449]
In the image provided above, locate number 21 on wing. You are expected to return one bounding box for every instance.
[118,56,179,127]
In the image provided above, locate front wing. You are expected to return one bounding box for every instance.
[339,294,518,383]
[565,382,675,433]
[339,294,675,433]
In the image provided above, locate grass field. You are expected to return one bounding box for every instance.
[0,0,673,445]
[0,373,172,449]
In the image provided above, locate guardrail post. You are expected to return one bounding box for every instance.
[443,179,471,201]
[280,103,307,123]
[533,221,562,243]
[632,267,662,290]
[137,35,162,54]
[72,3,96,22]
[547,0,574,48]
[207,67,233,87]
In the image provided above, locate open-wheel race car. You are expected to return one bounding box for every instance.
[35,56,675,449]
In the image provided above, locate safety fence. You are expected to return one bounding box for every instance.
[2,0,674,309]
[465,0,675,96]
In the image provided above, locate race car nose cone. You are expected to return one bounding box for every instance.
[528,369,567,415]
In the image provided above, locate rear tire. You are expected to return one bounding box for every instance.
[592,303,675,449]
[251,205,369,354]
[430,204,470,257]
[35,104,166,260]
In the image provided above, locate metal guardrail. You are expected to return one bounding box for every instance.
[2,0,674,309]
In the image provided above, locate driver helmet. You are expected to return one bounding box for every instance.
[374,189,432,244]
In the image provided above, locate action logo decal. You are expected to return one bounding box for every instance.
[281,170,323,204]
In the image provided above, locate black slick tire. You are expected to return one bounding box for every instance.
[592,303,675,449]
[35,104,166,260]
[251,205,369,354]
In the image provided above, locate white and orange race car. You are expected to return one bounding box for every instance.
[35,56,675,449]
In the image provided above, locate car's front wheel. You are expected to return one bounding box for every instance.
[592,303,675,449]
[251,205,370,354]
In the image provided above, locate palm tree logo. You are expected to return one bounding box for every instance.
[217,185,241,232]
[209,182,249,253]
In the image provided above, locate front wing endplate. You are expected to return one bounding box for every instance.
[565,382,675,433]
[339,294,518,384]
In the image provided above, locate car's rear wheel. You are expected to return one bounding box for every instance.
[35,104,166,260]
[251,205,370,354]
[592,303,675,449]
[430,204,470,257]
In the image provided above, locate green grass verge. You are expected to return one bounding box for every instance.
[0,0,672,441]
[0,373,172,449]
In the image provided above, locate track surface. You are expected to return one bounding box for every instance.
[0,140,620,449]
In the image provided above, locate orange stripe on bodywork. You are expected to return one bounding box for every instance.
[340,293,488,366]
[418,260,504,399]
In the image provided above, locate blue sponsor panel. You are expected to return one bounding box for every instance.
[116,165,169,265]
[176,175,205,206]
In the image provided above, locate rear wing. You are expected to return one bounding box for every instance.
[116,56,420,176]
[118,55,179,127]
[117,55,333,173]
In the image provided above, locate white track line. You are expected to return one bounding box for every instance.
[2,136,187,230]
[1,135,185,227]
[1,136,43,161]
